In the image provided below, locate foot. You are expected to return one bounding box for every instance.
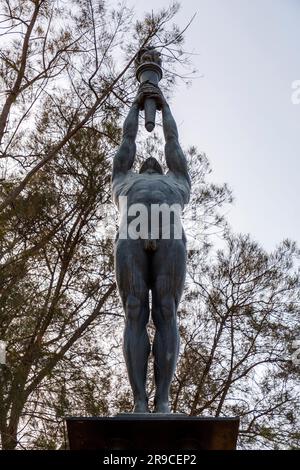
[133,400,150,413]
[154,401,170,413]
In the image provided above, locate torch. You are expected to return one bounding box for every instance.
[135,47,163,132]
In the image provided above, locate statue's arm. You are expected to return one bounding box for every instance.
[112,101,139,180]
[162,101,191,186]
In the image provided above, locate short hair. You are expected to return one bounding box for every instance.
[139,157,163,174]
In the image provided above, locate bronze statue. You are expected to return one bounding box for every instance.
[112,63,191,413]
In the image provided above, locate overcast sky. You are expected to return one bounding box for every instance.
[131,0,300,250]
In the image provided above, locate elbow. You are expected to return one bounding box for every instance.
[165,133,178,144]
[122,132,133,142]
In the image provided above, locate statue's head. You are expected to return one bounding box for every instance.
[139,157,163,175]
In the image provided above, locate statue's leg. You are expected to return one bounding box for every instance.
[115,238,151,413]
[151,238,186,413]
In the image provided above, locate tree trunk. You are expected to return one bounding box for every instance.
[1,425,18,450]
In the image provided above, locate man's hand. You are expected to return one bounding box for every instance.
[133,83,166,110]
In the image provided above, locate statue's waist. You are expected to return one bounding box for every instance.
[116,194,186,240]
[115,229,186,242]
[117,217,185,241]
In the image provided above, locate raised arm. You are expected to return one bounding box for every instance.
[112,100,139,180]
[161,100,191,185]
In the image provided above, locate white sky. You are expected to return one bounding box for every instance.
[132,0,300,250]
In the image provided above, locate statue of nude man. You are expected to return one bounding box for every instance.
[112,84,191,413]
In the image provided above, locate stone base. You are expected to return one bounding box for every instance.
[66,415,239,450]
[116,413,188,418]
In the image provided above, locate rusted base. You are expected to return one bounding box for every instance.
[66,415,239,450]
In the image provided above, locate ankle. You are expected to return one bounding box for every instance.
[133,398,150,413]
[154,397,170,413]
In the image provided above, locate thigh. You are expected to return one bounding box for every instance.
[115,238,150,306]
[151,238,187,307]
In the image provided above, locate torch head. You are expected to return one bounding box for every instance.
[135,46,163,84]
[135,46,162,68]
